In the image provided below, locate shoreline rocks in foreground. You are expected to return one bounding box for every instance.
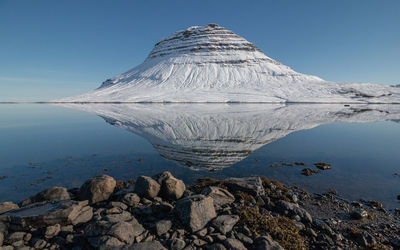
[0,172,399,250]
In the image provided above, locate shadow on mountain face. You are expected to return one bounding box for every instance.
[58,104,400,171]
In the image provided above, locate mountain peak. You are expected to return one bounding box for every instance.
[147,24,267,62]
[57,25,400,103]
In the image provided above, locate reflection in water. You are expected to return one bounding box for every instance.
[60,104,400,171]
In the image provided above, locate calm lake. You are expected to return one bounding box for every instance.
[1,103,399,209]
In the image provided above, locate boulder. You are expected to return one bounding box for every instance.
[169,238,186,250]
[0,200,93,228]
[122,193,140,207]
[78,175,116,204]
[276,200,312,223]
[88,235,125,249]
[208,243,228,250]
[175,195,216,232]
[108,221,139,244]
[21,187,70,206]
[211,215,239,234]
[0,202,19,214]
[202,186,235,209]
[253,236,284,250]
[223,238,247,250]
[155,219,172,236]
[155,171,185,200]
[134,176,160,199]
[120,240,167,250]
[224,177,265,196]
[44,224,61,239]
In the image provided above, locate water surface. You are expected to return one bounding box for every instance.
[0,103,399,209]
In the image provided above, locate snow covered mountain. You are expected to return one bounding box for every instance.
[57,24,400,103]
[58,103,400,170]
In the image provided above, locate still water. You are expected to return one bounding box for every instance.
[0,103,399,209]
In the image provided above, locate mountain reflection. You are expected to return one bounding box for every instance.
[60,104,400,171]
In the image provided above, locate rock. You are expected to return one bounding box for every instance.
[276,200,312,223]
[301,168,320,176]
[313,219,334,235]
[134,176,160,199]
[33,239,47,249]
[155,172,185,200]
[314,162,331,170]
[45,224,61,239]
[109,201,128,211]
[0,202,19,214]
[211,215,239,234]
[253,236,284,250]
[224,177,265,196]
[169,238,186,250]
[6,231,26,243]
[0,232,3,246]
[103,211,134,223]
[175,195,216,232]
[0,200,93,227]
[208,243,228,250]
[21,187,71,206]
[223,238,247,250]
[350,209,368,220]
[202,187,235,209]
[88,235,125,249]
[193,238,208,247]
[122,193,140,207]
[108,221,141,244]
[78,175,116,204]
[236,232,253,245]
[155,219,172,236]
[121,240,167,250]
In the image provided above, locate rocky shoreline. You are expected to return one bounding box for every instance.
[0,172,399,250]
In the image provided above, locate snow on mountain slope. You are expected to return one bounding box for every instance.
[56,24,400,103]
[58,103,400,170]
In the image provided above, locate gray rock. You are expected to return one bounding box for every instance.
[253,236,284,250]
[155,219,172,236]
[155,171,185,200]
[350,209,368,220]
[193,239,207,247]
[109,201,128,211]
[6,231,26,244]
[21,187,70,206]
[212,215,239,234]
[102,211,133,223]
[235,232,253,245]
[175,195,216,232]
[88,235,125,249]
[223,238,247,250]
[0,200,93,227]
[313,219,334,236]
[122,193,140,207]
[108,221,142,244]
[208,243,227,250]
[78,175,116,204]
[169,238,186,250]
[121,240,167,250]
[276,200,312,223]
[45,224,61,239]
[0,202,19,214]
[224,177,265,196]
[202,187,235,209]
[134,176,160,199]
[33,239,47,249]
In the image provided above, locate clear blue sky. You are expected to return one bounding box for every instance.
[1,0,399,101]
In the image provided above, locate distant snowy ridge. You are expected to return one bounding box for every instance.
[56,24,400,103]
